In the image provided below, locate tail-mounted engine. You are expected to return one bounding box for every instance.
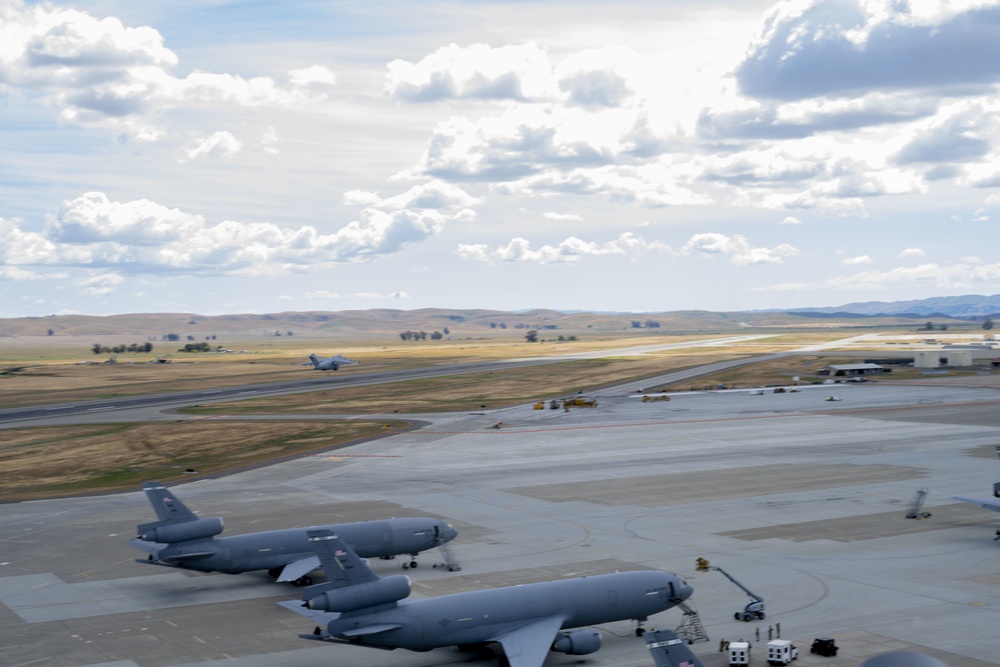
[551,630,602,655]
[306,575,411,613]
[138,517,224,544]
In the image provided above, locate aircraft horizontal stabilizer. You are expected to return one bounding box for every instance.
[493,616,565,667]
[128,538,165,554]
[134,550,216,568]
[340,623,403,637]
[277,599,337,623]
[951,495,1000,512]
[277,556,321,583]
[158,551,217,562]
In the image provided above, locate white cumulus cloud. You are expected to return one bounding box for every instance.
[289,65,336,88]
[0,184,478,278]
[0,0,334,136]
[457,232,670,264]
[682,233,799,266]
[736,0,1000,100]
[74,271,123,297]
[181,131,243,161]
[386,42,554,102]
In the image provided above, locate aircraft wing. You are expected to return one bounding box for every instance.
[491,616,565,667]
[276,556,321,583]
[951,495,1000,512]
[277,599,337,624]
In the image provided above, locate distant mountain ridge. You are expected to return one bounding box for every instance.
[788,294,1000,318]
[0,295,994,339]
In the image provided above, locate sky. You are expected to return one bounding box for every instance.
[1,0,1000,318]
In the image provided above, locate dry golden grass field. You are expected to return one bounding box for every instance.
[0,333,836,409]
[0,421,408,502]
[182,353,754,415]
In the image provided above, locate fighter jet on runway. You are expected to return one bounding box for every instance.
[306,353,359,371]
[130,483,458,585]
[280,529,693,667]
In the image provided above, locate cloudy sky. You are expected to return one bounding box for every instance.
[2,0,999,317]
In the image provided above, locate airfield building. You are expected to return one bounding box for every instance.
[816,363,888,377]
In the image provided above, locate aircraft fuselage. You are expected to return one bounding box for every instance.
[326,570,689,651]
[144,517,453,574]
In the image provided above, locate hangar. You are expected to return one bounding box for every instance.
[816,363,889,377]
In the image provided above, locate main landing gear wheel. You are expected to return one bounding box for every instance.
[292,575,313,587]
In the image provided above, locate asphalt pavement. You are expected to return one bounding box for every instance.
[3,375,1000,667]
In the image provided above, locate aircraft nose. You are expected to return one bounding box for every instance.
[676,578,694,602]
[439,522,458,543]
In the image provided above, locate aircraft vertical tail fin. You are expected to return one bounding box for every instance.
[300,530,414,615]
[141,482,198,522]
[308,353,321,368]
[304,529,379,591]
[135,482,224,544]
[645,629,707,667]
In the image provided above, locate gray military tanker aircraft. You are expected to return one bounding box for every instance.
[280,529,693,667]
[306,353,359,371]
[130,482,458,585]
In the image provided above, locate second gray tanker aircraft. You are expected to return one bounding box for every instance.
[129,482,457,585]
[281,529,693,667]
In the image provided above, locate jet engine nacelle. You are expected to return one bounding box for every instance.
[307,575,411,613]
[140,517,224,544]
[551,630,602,655]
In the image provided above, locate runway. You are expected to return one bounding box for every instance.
[0,335,778,428]
[2,380,1000,666]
